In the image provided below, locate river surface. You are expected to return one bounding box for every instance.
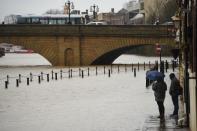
[0,53,177,131]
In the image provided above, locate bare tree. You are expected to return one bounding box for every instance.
[145,0,178,24]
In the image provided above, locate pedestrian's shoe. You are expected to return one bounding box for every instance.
[170,114,178,118]
[170,114,175,117]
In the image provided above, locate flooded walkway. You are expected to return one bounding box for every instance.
[142,115,190,131]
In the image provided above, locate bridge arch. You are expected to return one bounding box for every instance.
[0,42,52,65]
[0,37,59,65]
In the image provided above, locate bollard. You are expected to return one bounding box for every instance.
[27,78,29,85]
[108,69,111,77]
[172,60,175,72]
[70,69,72,78]
[104,66,105,74]
[118,65,120,73]
[82,70,84,78]
[55,73,57,80]
[88,68,89,76]
[52,70,54,80]
[38,76,41,84]
[138,62,139,71]
[144,62,145,70]
[125,64,127,72]
[16,79,19,87]
[5,81,8,89]
[7,75,9,84]
[96,66,97,75]
[47,74,49,82]
[30,73,33,82]
[68,69,70,78]
[60,70,62,79]
[134,68,136,77]
[79,68,81,76]
[19,74,21,83]
[41,72,44,80]
[132,63,133,72]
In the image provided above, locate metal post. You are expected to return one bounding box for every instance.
[52,70,54,80]
[60,70,62,79]
[27,78,29,85]
[96,66,97,75]
[134,68,136,77]
[7,75,9,84]
[47,74,49,82]
[38,76,41,84]
[19,74,21,83]
[82,70,84,78]
[16,79,19,87]
[55,73,57,80]
[30,73,33,82]
[5,81,8,89]
[108,69,110,77]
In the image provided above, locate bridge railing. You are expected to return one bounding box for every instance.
[0,25,175,37]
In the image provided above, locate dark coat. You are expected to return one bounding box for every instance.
[152,80,167,102]
[169,77,181,96]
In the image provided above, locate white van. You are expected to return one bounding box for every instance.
[86,21,107,25]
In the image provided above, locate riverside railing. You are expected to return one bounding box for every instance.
[0,60,177,89]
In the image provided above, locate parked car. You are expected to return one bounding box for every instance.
[86,21,107,25]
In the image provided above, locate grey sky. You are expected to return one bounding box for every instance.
[0,0,129,22]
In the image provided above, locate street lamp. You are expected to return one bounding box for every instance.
[155,43,162,64]
[65,0,74,24]
[155,43,165,73]
[90,4,99,21]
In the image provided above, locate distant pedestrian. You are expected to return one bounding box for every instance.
[152,77,167,121]
[169,73,182,118]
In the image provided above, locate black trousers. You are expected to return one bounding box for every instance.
[157,101,165,118]
[171,95,179,115]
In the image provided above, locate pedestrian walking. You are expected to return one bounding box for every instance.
[169,73,182,118]
[152,77,167,121]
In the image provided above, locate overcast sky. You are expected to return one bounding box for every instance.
[0,0,129,22]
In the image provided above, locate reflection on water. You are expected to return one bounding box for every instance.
[0,53,52,66]
[113,54,173,64]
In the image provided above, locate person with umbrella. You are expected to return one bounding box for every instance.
[152,76,167,121]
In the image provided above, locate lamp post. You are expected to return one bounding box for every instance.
[156,43,162,64]
[156,43,164,73]
[90,4,99,21]
[65,0,74,24]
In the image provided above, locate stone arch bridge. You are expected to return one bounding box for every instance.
[0,25,175,66]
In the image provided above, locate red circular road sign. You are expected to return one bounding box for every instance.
[155,43,161,55]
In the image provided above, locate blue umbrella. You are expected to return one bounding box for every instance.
[146,70,165,80]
